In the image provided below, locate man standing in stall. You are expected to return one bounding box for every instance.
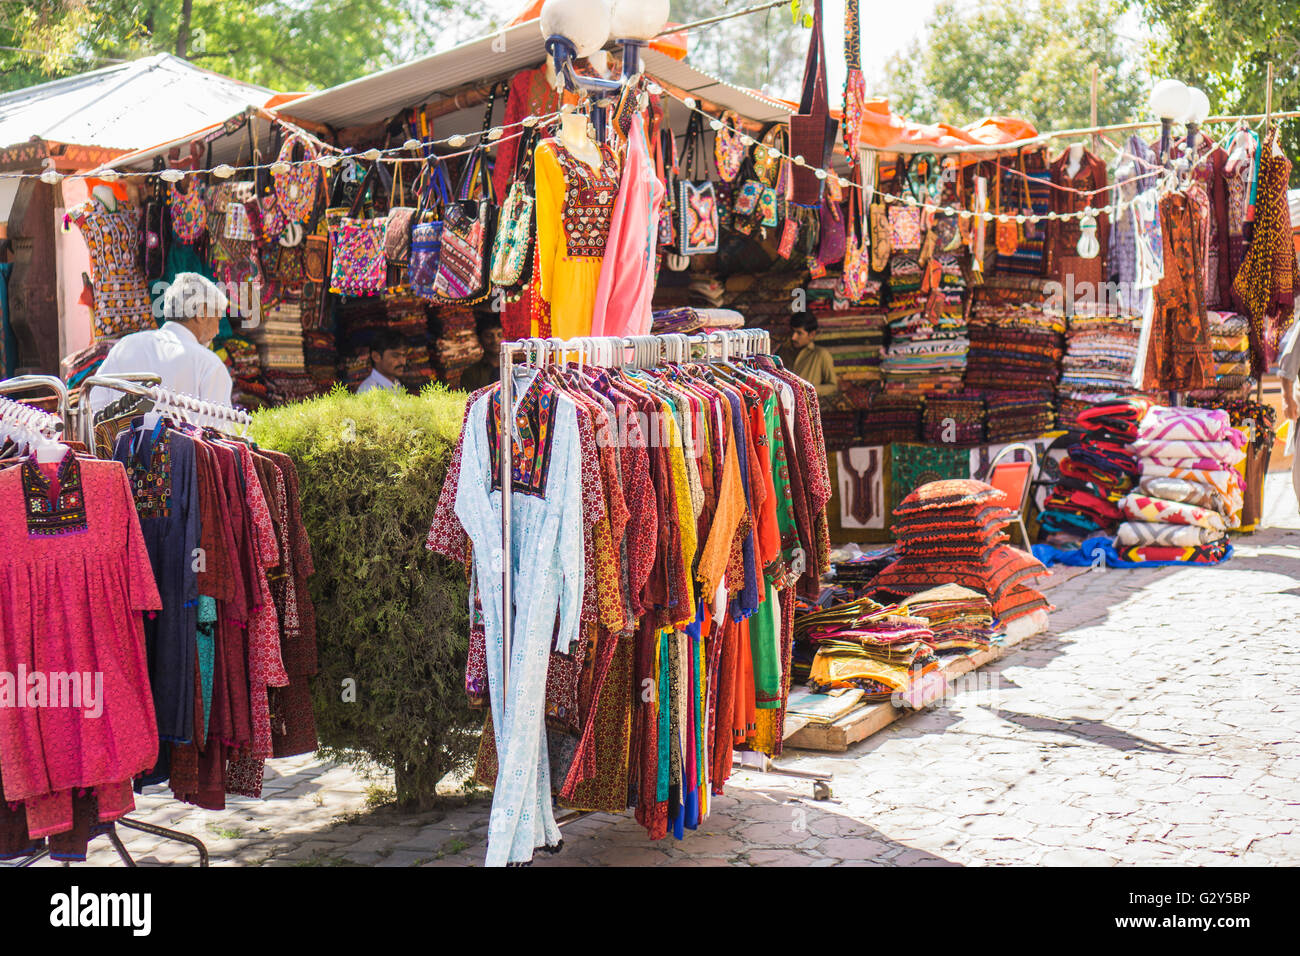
[781,314,838,397]
[459,315,504,392]
[357,329,407,393]
[88,272,232,413]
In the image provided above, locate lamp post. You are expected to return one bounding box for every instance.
[1183,86,1210,157]
[1149,79,1191,166]
[541,0,669,92]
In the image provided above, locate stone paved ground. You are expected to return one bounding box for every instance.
[20,475,1300,867]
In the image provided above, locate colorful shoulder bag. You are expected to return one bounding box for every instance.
[410,157,453,300]
[329,163,389,297]
[490,126,538,288]
[677,112,719,256]
[433,146,496,303]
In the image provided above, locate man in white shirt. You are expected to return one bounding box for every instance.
[357,329,406,393]
[88,272,233,414]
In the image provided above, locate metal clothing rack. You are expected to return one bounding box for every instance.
[78,374,253,449]
[0,373,217,867]
[493,329,831,825]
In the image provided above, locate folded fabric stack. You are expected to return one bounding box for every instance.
[1056,311,1144,429]
[800,598,942,703]
[923,391,986,445]
[860,393,923,444]
[215,336,266,407]
[1116,405,1245,562]
[880,308,969,397]
[886,252,924,318]
[60,337,118,390]
[819,400,861,452]
[1188,311,1255,401]
[431,305,480,388]
[254,301,307,372]
[870,479,1050,626]
[980,389,1056,442]
[899,583,995,653]
[386,297,434,390]
[302,329,338,392]
[806,274,843,311]
[964,302,1065,392]
[264,369,320,405]
[818,310,885,384]
[1038,399,1146,547]
[830,546,897,594]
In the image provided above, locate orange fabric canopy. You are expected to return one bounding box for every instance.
[508,2,689,60]
[851,98,1038,152]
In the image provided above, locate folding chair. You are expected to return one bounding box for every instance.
[984,442,1038,549]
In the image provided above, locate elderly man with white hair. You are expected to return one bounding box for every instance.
[88,272,234,414]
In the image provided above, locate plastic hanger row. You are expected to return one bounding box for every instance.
[505,330,772,371]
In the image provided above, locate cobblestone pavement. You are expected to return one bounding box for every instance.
[24,475,1300,867]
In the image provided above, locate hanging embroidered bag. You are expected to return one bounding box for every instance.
[410,157,452,299]
[433,146,496,303]
[489,127,538,288]
[677,112,719,256]
[714,110,746,182]
[328,163,388,297]
[273,133,322,225]
[384,157,417,267]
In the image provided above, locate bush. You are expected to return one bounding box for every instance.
[251,383,476,809]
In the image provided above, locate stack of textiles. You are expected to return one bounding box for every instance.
[964,302,1065,392]
[993,164,1052,275]
[923,391,986,445]
[302,329,338,392]
[817,310,885,384]
[830,545,897,594]
[386,297,434,390]
[805,274,843,311]
[1038,399,1146,546]
[1056,311,1144,431]
[1185,395,1276,530]
[981,389,1056,442]
[870,479,1050,626]
[254,301,306,372]
[1116,405,1244,562]
[1188,311,1255,401]
[431,305,480,388]
[819,397,861,452]
[217,336,268,408]
[880,312,969,397]
[264,370,320,405]
[426,345,833,865]
[0,424,319,862]
[899,583,994,653]
[61,337,118,390]
[886,252,924,318]
[860,393,923,444]
[649,307,746,336]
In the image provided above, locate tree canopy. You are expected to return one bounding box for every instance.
[0,0,493,93]
[882,0,1146,130]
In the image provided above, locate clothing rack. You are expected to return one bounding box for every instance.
[78,375,253,449]
[494,329,832,828]
[0,375,70,433]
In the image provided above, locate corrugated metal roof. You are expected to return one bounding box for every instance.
[0,53,275,152]
[641,48,791,125]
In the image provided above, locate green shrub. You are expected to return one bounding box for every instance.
[251,383,476,809]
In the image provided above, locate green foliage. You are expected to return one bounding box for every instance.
[669,0,808,100]
[883,0,1146,129]
[250,384,476,809]
[1139,0,1300,180]
[0,0,494,93]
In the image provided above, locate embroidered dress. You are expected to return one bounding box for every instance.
[0,452,161,838]
[451,367,590,866]
[1232,128,1295,372]
[533,139,622,338]
[74,203,155,339]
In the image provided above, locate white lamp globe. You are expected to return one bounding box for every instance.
[1149,79,1191,120]
[1183,87,1210,125]
[610,0,670,41]
[541,0,612,59]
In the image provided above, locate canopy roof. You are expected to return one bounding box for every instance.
[0,53,277,154]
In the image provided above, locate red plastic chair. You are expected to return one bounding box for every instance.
[986,442,1038,548]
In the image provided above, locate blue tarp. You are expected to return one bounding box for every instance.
[1032,535,1233,570]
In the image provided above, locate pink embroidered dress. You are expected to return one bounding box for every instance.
[0,451,161,837]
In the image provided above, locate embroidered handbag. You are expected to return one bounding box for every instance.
[789,0,837,206]
[656,126,677,248]
[433,146,495,303]
[410,157,452,299]
[713,110,746,183]
[869,199,892,271]
[735,180,762,215]
[224,196,255,242]
[384,158,417,267]
[168,179,206,243]
[677,113,719,256]
[888,205,922,251]
[817,196,846,265]
[840,194,871,303]
[329,163,388,297]
[138,174,170,282]
[489,127,537,288]
[273,133,322,225]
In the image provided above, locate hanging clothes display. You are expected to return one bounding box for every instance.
[533,134,624,339]
[71,200,156,340]
[427,332,831,865]
[1047,146,1110,292]
[1231,126,1295,373]
[1140,192,1214,392]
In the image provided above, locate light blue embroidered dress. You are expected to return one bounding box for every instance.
[455,367,586,866]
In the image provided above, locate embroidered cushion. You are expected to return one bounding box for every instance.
[894,479,1006,516]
